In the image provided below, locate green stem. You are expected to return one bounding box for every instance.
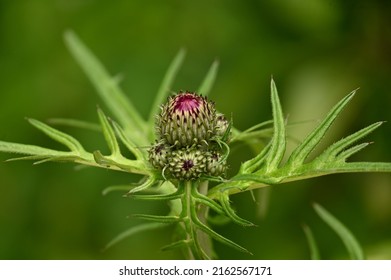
[176,181,214,259]
[179,181,197,259]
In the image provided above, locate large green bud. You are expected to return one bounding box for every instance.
[156,92,217,147]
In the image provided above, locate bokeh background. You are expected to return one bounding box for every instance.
[1,0,391,260]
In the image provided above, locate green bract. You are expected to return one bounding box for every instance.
[0,30,391,259]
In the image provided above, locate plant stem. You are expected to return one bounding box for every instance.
[196,181,214,258]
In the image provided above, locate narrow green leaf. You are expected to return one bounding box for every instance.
[191,187,225,215]
[192,215,251,254]
[48,118,101,132]
[302,224,320,260]
[129,190,183,201]
[232,173,283,185]
[220,193,255,226]
[0,141,69,158]
[97,107,121,157]
[148,48,186,124]
[240,142,271,174]
[313,203,364,260]
[324,162,391,173]
[287,90,356,168]
[190,198,251,254]
[32,155,85,165]
[27,118,86,154]
[197,59,219,96]
[131,214,180,223]
[264,79,286,172]
[102,185,134,196]
[336,143,371,161]
[104,176,162,196]
[64,30,147,146]
[317,121,383,162]
[92,150,148,174]
[5,155,49,162]
[126,175,157,194]
[103,223,167,251]
[207,213,231,226]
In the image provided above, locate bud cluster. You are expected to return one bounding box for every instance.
[149,91,229,181]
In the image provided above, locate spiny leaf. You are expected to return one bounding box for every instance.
[97,107,121,157]
[189,197,251,255]
[313,203,364,260]
[191,187,225,215]
[240,142,271,174]
[27,118,86,154]
[126,175,158,194]
[220,193,255,226]
[192,214,251,254]
[5,155,51,162]
[102,185,134,196]
[148,48,186,125]
[263,79,286,172]
[197,59,219,96]
[336,143,371,161]
[103,176,162,196]
[316,121,383,162]
[92,150,148,174]
[129,189,183,201]
[322,162,391,174]
[64,30,147,146]
[0,141,70,158]
[286,90,357,169]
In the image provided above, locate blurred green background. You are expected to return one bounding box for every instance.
[1,0,391,260]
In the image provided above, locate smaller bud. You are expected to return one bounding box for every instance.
[148,143,169,170]
[215,113,230,140]
[206,151,227,177]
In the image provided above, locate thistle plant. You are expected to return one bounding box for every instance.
[1,31,391,259]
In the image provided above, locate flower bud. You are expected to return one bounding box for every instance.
[150,91,230,181]
[167,148,207,180]
[206,151,227,177]
[215,113,229,140]
[156,92,217,147]
[148,143,169,170]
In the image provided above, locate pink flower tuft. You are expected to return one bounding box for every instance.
[173,93,201,113]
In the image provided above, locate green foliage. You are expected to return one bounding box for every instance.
[313,203,365,260]
[303,203,364,260]
[1,31,390,259]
